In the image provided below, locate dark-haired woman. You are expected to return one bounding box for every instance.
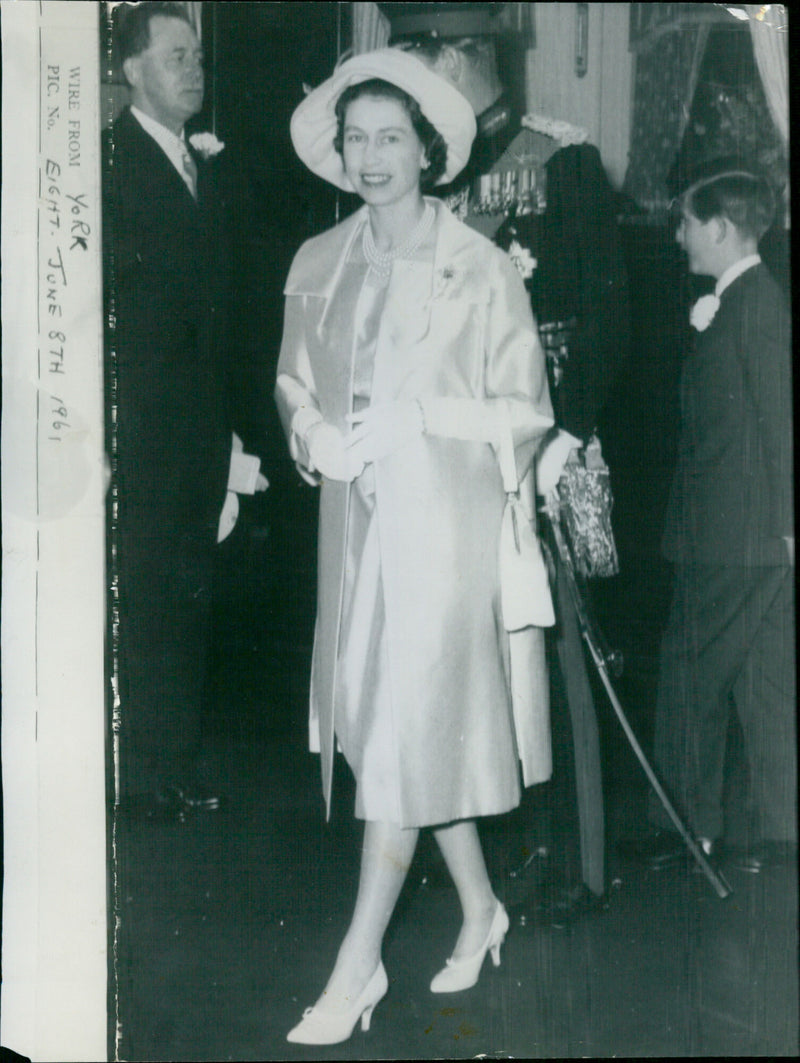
[276,49,554,1046]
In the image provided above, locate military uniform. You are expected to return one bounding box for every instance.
[440,100,631,900]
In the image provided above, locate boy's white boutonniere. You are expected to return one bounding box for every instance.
[189,132,225,159]
[690,293,720,332]
[508,240,537,280]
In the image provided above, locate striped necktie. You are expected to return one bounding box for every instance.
[181,143,198,200]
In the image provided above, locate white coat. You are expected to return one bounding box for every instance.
[276,201,554,826]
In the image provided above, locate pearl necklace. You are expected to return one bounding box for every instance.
[362,202,435,280]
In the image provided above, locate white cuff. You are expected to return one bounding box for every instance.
[227,450,262,494]
[217,491,239,542]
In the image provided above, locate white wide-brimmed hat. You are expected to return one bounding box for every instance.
[290,48,477,192]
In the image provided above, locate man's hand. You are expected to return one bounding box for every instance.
[306,421,364,482]
[346,401,424,466]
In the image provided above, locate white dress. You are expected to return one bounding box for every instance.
[335,224,435,823]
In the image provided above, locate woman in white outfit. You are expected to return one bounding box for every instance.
[276,47,554,1046]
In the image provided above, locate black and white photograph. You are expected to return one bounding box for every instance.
[0,3,794,1060]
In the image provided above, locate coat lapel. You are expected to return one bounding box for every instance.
[383,202,493,348]
[284,207,366,297]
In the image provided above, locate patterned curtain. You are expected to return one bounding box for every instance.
[623,26,710,213]
[180,2,203,41]
[747,4,788,146]
[747,4,789,224]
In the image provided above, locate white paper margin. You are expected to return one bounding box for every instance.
[1,2,108,1059]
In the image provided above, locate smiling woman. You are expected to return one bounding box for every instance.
[341,93,427,217]
[335,78,447,193]
[275,46,555,1047]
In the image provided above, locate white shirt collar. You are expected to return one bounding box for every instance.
[130,106,194,191]
[715,254,761,299]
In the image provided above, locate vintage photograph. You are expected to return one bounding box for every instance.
[1,3,794,1059]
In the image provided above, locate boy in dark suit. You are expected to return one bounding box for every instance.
[645,161,795,871]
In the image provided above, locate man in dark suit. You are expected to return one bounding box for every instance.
[645,162,795,872]
[104,2,264,817]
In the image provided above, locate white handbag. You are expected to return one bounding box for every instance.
[496,419,554,785]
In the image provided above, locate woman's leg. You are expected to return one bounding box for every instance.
[433,820,500,960]
[313,819,418,1012]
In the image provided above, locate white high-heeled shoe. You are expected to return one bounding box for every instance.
[286,962,388,1045]
[430,902,510,994]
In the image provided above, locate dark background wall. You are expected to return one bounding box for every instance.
[196,3,344,739]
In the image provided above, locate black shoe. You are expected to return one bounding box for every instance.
[116,789,187,823]
[619,831,685,871]
[160,783,222,813]
[542,883,610,929]
[117,784,222,823]
[724,841,797,874]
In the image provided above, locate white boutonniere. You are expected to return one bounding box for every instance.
[189,131,225,159]
[508,240,537,280]
[689,293,721,332]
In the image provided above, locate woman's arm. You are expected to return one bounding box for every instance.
[485,248,554,474]
[275,295,362,484]
[419,249,554,488]
[275,295,321,472]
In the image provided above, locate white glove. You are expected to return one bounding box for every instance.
[535,429,581,496]
[306,421,364,482]
[346,401,424,466]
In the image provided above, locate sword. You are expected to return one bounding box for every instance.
[542,495,733,900]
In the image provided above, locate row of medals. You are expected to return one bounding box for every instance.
[444,161,563,383]
[447,166,548,219]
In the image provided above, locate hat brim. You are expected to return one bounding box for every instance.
[290,48,477,192]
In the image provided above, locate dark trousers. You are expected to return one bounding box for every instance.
[115,526,216,798]
[650,563,796,844]
[504,541,606,897]
[551,551,606,895]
